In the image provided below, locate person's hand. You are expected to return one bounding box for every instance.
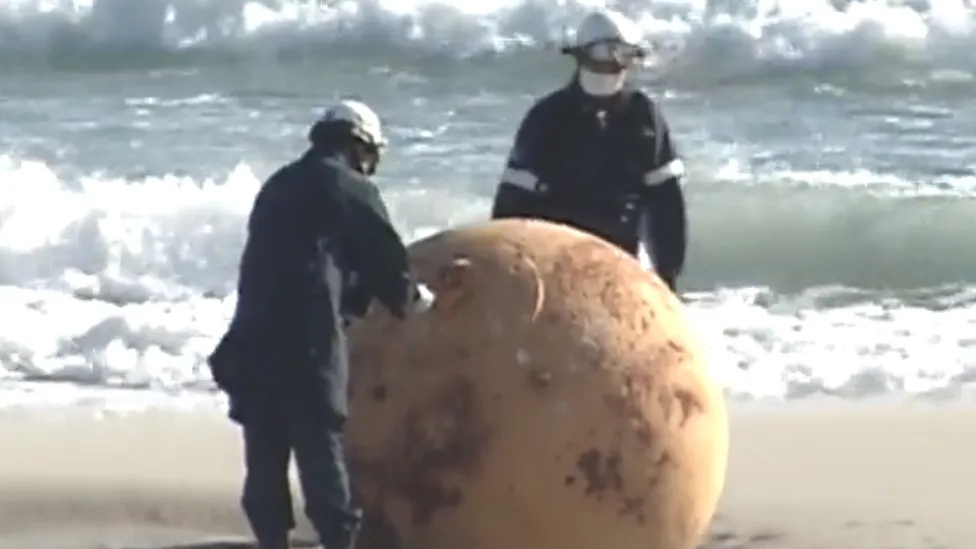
[407,283,436,315]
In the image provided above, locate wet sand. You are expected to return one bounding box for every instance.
[1,402,972,549]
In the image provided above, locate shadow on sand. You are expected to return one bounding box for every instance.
[121,527,787,549]
[123,539,320,549]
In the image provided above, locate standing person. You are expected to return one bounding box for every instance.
[208,99,436,549]
[490,8,688,291]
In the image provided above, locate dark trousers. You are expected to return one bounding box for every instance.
[240,404,362,549]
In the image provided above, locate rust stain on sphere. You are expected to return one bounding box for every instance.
[346,219,729,549]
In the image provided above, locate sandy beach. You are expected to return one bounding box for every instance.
[1,402,973,549]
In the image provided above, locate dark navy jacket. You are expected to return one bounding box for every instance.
[491,82,687,288]
[209,152,418,422]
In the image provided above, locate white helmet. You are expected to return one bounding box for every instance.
[317,99,388,149]
[562,9,645,55]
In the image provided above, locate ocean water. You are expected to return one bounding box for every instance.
[1,0,975,410]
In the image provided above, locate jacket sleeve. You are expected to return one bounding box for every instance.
[339,179,419,319]
[491,103,548,219]
[637,95,688,283]
[337,182,390,322]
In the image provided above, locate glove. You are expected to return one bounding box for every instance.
[406,283,436,315]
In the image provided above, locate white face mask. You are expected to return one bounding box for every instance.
[577,68,627,97]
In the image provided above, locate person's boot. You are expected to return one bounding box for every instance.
[320,525,359,549]
[255,534,290,549]
[346,528,361,549]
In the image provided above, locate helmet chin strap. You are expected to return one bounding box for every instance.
[323,147,376,176]
[360,160,377,176]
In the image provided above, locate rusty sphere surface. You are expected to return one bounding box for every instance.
[346,219,728,549]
